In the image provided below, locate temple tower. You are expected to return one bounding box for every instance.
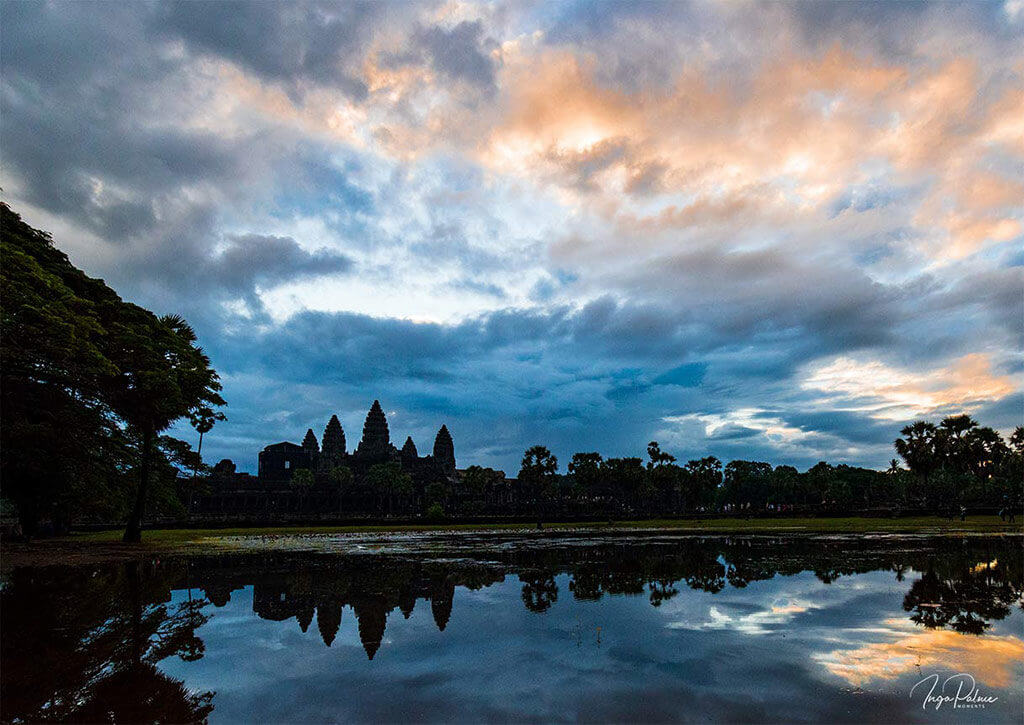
[430,579,455,632]
[355,600,387,660]
[320,414,346,471]
[433,424,455,473]
[356,400,391,458]
[401,436,418,464]
[317,600,342,647]
[302,428,319,468]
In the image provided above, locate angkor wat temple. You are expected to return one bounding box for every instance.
[256,399,456,483]
[190,400,510,519]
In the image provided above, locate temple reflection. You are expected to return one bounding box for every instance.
[2,535,1021,722]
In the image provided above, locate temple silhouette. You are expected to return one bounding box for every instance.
[256,400,456,482]
[190,400,514,518]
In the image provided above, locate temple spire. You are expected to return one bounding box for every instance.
[356,400,390,458]
[433,424,455,472]
[302,428,319,453]
[320,415,346,470]
[401,436,418,461]
[431,580,455,632]
[317,601,342,647]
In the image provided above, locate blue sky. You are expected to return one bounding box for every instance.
[2,1,1021,474]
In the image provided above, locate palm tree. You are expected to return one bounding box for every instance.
[894,421,938,481]
[187,410,217,512]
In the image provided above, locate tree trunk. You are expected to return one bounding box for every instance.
[123,426,154,543]
[188,430,204,513]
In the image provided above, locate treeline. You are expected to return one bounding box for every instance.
[506,416,1023,520]
[239,415,1023,522]
[0,202,225,539]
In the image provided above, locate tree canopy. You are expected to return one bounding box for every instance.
[1,202,225,539]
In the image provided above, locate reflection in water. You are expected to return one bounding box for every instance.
[2,535,1021,722]
[2,561,214,723]
[818,619,1024,688]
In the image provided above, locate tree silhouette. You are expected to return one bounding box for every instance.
[521,575,559,613]
[113,312,225,543]
[519,446,558,523]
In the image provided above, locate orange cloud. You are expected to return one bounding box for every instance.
[818,619,1024,688]
[802,353,1017,420]
[188,10,1021,266]
[471,43,1021,264]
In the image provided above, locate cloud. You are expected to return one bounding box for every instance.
[410,20,498,91]
[155,0,399,100]
[2,0,1020,474]
[817,618,1024,688]
[208,233,353,308]
[676,601,816,636]
[801,353,1017,421]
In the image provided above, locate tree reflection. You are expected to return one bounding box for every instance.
[521,575,559,613]
[903,555,1021,634]
[2,535,1021,721]
[1,559,213,723]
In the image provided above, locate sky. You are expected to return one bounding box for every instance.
[2,0,1022,475]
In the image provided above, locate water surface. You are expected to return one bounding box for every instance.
[3,534,1022,722]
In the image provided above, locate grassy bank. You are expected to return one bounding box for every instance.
[61,514,1024,545]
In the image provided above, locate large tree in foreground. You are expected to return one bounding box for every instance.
[0,201,224,540]
[109,310,224,542]
[1,202,123,534]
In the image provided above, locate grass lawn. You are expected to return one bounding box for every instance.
[62,514,1023,546]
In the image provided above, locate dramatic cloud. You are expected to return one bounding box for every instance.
[2,0,1021,473]
[817,618,1024,688]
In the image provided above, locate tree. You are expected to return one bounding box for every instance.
[367,462,413,515]
[895,421,939,482]
[646,441,676,468]
[893,416,1014,510]
[111,311,225,542]
[600,457,647,514]
[519,446,558,521]
[644,442,680,512]
[1,203,125,534]
[460,466,490,498]
[1,203,227,540]
[568,452,604,506]
[187,410,218,512]
[329,465,353,513]
[291,468,315,513]
[460,465,503,513]
[685,457,722,509]
[722,460,773,508]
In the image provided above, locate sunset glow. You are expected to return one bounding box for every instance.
[1,0,1020,471]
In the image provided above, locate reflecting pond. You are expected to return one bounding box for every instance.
[2,534,1022,723]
